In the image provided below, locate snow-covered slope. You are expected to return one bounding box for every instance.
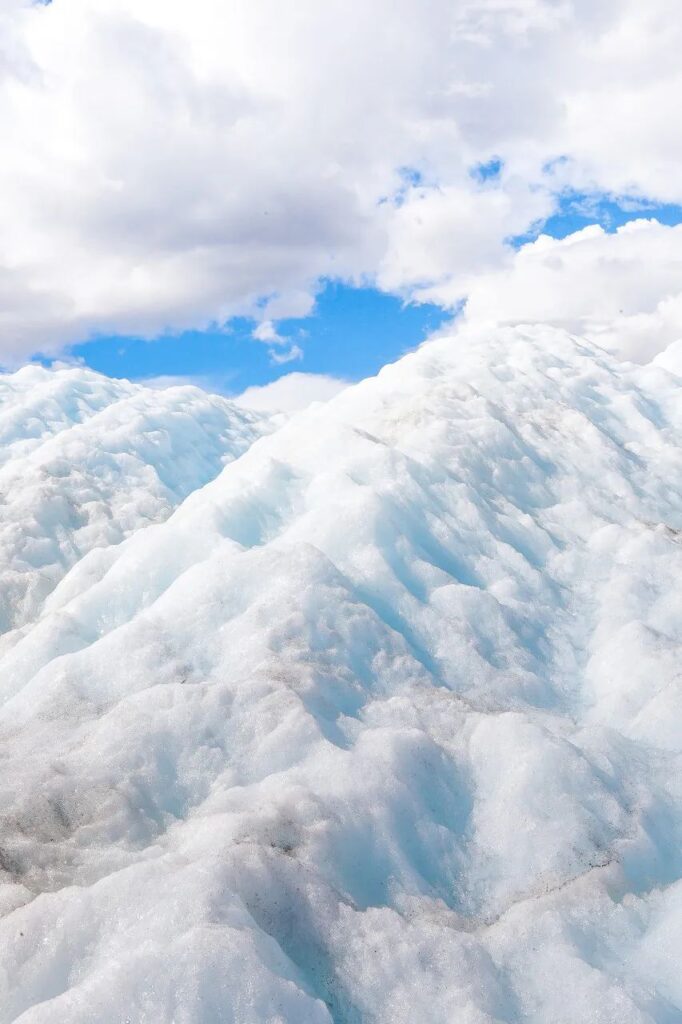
[1,328,682,1023]
[0,366,272,640]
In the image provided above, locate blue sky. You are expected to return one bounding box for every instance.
[5,2,682,387]
[68,285,450,395]
[65,193,682,397]
[514,193,682,244]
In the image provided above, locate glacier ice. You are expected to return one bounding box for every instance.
[0,365,273,642]
[0,328,682,1022]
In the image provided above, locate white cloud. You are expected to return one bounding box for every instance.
[377,179,553,300]
[260,290,316,322]
[654,339,682,377]
[1,1,682,362]
[251,321,282,345]
[460,220,682,362]
[252,320,303,364]
[268,343,303,366]
[234,372,349,413]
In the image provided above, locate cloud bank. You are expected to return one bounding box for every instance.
[1,1,682,363]
[461,220,682,363]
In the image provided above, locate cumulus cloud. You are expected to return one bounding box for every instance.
[654,339,682,377]
[460,220,682,362]
[252,319,303,364]
[252,322,287,345]
[234,372,349,413]
[377,179,553,300]
[1,0,682,362]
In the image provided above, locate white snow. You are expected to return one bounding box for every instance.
[1,328,681,1022]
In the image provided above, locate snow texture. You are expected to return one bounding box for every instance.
[0,366,273,641]
[1,328,682,1023]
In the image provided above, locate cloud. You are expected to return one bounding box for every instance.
[377,179,553,301]
[654,339,682,377]
[234,372,349,412]
[460,219,682,362]
[1,1,682,362]
[252,321,283,345]
[252,320,303,364]
[268,344,303,365]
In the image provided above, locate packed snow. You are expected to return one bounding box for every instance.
[1,327,682,1023]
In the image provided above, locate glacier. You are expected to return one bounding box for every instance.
[0,366,273,643]
[0,326,681,1023]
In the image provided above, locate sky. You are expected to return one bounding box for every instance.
[3,1,682,407]
[68,285,451,395]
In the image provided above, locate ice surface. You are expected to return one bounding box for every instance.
[0,366,273,640]
[1,328,681,1022]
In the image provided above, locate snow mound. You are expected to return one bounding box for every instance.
[0,366,272,639]
[1,328,682,1022]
